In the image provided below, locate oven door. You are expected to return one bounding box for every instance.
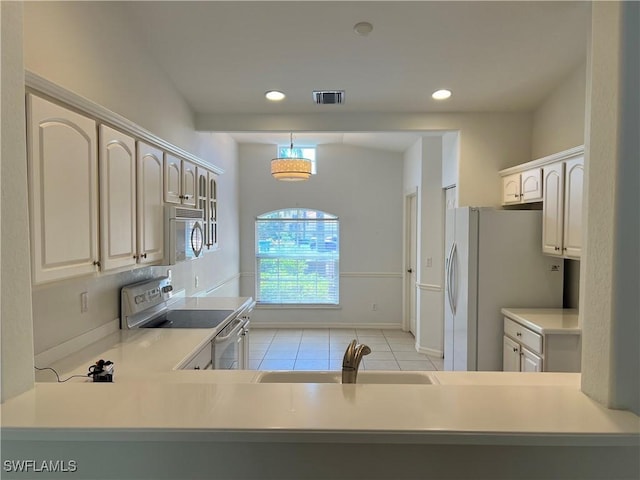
[212,317,244,369]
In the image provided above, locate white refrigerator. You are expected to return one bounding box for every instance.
[443,207,564,371]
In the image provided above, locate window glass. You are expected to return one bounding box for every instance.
[256,208,338,304]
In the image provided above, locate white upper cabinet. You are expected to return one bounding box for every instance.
[542,155,584,259]
[562,157,584,258]
[164,154,197,207]
[27,94,99,284]
[542,162,565,256]
[99,125,137,271]
[137,142,165,264]
[207,172,218,249]
[520,168,543,202]
[501,168,542,205]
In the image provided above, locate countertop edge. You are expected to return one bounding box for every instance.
[2,427,638,447]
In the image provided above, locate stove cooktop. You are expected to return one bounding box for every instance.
[140,309,235,329]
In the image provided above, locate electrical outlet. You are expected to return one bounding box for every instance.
[80,292,89,313]
[195,276,199,288]
[372,303,378,311]
[551,264,561,272]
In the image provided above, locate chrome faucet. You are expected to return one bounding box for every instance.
[342,339,371,384]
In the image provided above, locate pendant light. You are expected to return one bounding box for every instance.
[271,133,312,181]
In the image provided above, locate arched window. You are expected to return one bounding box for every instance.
[256,208,339,305]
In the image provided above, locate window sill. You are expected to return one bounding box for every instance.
[255,303,341,310]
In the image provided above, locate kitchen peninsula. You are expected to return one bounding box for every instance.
[2,321,638,480]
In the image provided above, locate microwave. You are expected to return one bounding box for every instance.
[164,206,205,264]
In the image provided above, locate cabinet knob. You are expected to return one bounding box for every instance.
[93,260,101,268]
[133,254,139,260]
[141,253,147,259]
[513,347,518,352]
[194,366,200,370]
[516,332,522,337]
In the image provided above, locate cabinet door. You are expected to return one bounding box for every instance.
[137,142,165,264]
[502,173,521,204]
[521,347,543,372]
[99,126,137,271]
[197,171,209,247]
[562,157,584,259]
[27,94,99,284]
[164,153,182,204]
[181,160,197,207]
[520,168,542,202]
[503,336,521,372]
[542,162,564,256]
[208,173,218,249]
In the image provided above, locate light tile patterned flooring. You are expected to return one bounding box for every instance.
[249,328,444,371]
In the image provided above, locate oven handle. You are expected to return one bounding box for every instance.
[214,318,244,343]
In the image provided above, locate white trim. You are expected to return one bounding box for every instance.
[416,344,444,358]
[418,283,442,292]
[251,322,402,330]
[25,71,224,175]
[340,272,403,278]
[34,319,120,367]
[499,145,584,177]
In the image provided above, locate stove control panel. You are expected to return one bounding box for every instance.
[121,277,173,327]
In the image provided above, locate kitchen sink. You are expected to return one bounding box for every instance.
[255,371,437,384]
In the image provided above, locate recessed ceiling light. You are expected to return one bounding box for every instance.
[432,89,452,100]
[265,90,286,101]
[353,22,373,36]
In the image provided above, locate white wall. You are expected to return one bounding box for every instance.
[580,0,639,415]
[531,62,587,159]
[1,2,36,402]
[18,3,240,356]
[238,143,404,328]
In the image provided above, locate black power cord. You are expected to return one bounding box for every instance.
[34,366,89,383]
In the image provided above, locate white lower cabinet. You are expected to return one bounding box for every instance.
[503,316,580,372]
[182,342,213,370]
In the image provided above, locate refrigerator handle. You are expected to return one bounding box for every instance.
[445,242,455,314]
[451,243,458,314]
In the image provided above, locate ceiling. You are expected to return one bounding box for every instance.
[123,1,590,151]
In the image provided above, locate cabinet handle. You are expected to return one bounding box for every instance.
[194,366,200,370]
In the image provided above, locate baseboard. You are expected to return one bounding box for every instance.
[250,322,402,330]
[34,319,120,367]
[416,344,443,358]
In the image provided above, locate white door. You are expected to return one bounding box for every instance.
[99,125,137,271]
[542,162,564,255]
[502,173,521,204]
[521,347,543,372]
[27,94,99,284]
[562,157,584,259]
[181,160,198,207]
[404,193,418,335]
[520,168,543,202]
[443,187,457,370]
[137,142,165,264]
[503,336,521,372]
[164,153,182,204]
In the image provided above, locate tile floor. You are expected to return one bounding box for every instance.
[249,328,444,371]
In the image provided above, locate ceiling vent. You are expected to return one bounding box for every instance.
[313,90,345,105]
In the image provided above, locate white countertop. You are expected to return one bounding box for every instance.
[7,301,639,446]
[501,308,580,335]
